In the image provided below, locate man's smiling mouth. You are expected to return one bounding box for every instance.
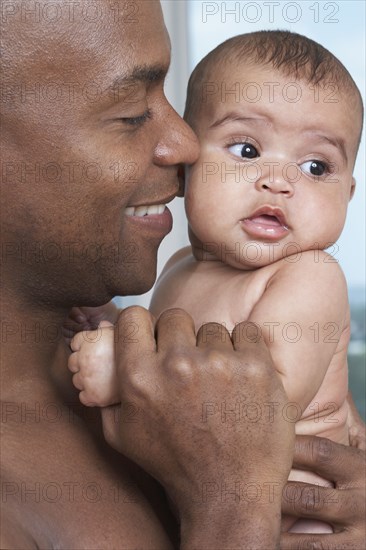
[125,204,166,217]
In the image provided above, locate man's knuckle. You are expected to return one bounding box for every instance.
[345,490,365,518]
[205,348,225,365]
[160,308,189,324]
[201,321,227,334]
[312,436,334,463]
[299,486,323,513]
[129,370,148,391]
[237,356,272,380]
[165,350,196,380]
[118,305,147,326]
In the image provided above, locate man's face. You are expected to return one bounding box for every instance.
[1,0,198,305]
[185,62,360,268]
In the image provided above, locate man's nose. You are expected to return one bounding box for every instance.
[153,103,200,167]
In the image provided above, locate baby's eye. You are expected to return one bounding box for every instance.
[300,160,328,176]
[228,142,259,159]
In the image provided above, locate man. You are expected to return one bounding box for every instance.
[1,1,364,548]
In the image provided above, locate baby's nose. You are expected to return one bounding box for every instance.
[255,163,295,196]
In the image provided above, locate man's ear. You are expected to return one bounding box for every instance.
[349,177,356,201]
[177,165,185,197]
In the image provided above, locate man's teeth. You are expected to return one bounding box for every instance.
[125,204,166,217]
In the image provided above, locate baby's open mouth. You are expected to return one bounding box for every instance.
[248,214,285,227]
[241,207,289,240]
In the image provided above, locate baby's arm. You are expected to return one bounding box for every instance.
[246,250,349,417]
[68,321,119,407]
[247,251,349,534]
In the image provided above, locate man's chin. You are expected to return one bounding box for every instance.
[117,271,157,298]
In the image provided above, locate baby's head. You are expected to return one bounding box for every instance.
[183,30,363,269]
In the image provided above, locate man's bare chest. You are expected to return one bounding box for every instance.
[1,416,174,548]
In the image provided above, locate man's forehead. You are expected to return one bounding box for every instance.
[1,0,170,78]
[1,0,164,28]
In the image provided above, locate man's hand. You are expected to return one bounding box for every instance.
[281,435,366,549]
[101,306,295,548]
[347,392,366,450]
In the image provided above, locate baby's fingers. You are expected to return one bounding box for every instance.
[72,372,84,391]
[70,330,85,352]
[68,352,80,373]
[98,320,114,329]
[70,328,101,352]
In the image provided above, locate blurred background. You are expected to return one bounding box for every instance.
[118,1,365,419]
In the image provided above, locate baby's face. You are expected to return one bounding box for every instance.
[185,63,361,268]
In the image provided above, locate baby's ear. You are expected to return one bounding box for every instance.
[349,177,356,201]
[177,165,185,197]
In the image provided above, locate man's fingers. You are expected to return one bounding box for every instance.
[196,322,232,349]
[115,306,156,355]
[292,436,365,484]
[101,406,125,454]
[347,391,366,450]
[282,481,347,523]
[232,320,270,356]
[155,308,196,352]
[281,532,346,549]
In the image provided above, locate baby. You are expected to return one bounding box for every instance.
[68,31,364,533]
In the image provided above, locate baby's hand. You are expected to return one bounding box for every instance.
[68,321,119,407]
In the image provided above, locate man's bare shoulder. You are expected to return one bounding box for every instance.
[1,404,174,549]
[1,513,37,550]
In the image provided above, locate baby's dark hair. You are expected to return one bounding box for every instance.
[184,30,363,145]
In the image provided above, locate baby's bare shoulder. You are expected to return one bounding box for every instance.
[261,250,349,321]
[150,247,195,316]
[269,249,346,286]
[160,245,193,276]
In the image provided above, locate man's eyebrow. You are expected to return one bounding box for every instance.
[110,65,168,90]
[209,113,271,129]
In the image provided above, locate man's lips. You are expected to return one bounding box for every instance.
[124,193,176,235]
[125,203,166,217]
[241,206,289,240]
[125,192,178,217]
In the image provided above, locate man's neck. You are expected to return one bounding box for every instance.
[1,293,77,404]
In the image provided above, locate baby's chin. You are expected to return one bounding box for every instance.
[188,234,334,271]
